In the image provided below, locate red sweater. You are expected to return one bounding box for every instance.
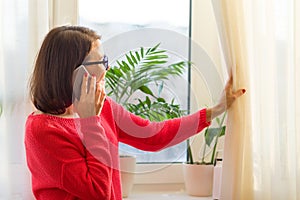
[25,97,210,200]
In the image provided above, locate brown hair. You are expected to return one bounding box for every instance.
[30,26,101,115]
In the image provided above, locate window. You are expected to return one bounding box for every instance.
[79,0,191,163]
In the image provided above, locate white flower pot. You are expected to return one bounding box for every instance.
[120,156,136,198]
[212,162,222,199]
[183,163,214,197]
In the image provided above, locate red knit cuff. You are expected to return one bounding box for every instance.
[199,108,211,127]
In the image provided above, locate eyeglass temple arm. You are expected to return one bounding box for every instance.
[82,61,106,66]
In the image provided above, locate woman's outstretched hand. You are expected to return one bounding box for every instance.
[206,74,246,121]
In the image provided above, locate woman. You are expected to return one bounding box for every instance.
[25,25,245,200]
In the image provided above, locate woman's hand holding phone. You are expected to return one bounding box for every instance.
[75,73,106,118]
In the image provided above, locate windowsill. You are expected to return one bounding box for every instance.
[127,184,213,200]
[128,163,216,199]
[126,192,213,200]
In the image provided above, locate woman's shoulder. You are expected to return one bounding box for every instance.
[25,112,76,135]
[25,112,85,147]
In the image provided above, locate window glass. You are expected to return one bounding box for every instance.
[79,0,190,163]
[79,0,189,39]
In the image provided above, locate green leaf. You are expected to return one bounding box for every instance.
[145,96,151,107]
[138,85,154,96]
[204,126,226,147]
[126,54,134,67]
[116,60,124,68]
[219,126,226,137]
[216,117,220,125]
[130,51,138,64]
[150,43,161,52]
[140,47,144,57]
[157,98,165,102]
[121,61,131,72]
[135,51,140,62]
[148,50,167,55]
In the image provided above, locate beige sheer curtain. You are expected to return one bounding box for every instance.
[0,1,78,198]
[0,0,49,198]
[212,0,253,199]
[0,0,78,198]
[213,0,300,199]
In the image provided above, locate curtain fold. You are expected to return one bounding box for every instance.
[212,0,254,199]
[213,0,300,199]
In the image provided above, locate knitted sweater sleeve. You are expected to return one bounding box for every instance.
[108,98,211,152]
[26,116,112,200]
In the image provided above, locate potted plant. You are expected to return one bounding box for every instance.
[105,43,188,197]
[183,112,226,197]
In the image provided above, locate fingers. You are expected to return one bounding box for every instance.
[89,75,96,95]
[96,93,106,114]
[225,74,233,90]
[95,82,106,115]
[234,89,246,98]
[81,73,88,96]
[225,74,246,97]
[100,88,106,103]
[95,83,101,104]
[95,82,105,103]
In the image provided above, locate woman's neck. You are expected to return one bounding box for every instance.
[34,105,78,118]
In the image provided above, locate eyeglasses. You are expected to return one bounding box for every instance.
[82,55,109,70]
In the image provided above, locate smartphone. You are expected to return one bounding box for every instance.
[72,65,92,101]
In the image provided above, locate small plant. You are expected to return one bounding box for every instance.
[105,43,188,122]
[187,112,226,165]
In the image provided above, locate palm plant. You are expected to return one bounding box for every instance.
[105,43,188,122]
